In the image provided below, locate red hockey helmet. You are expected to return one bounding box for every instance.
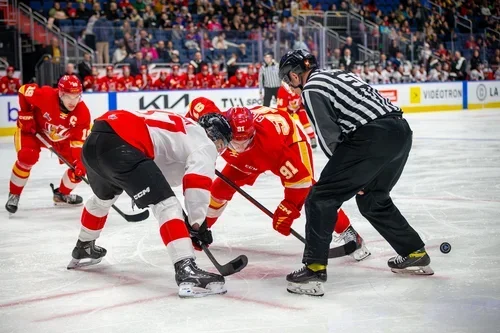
[187,97,221,121]
[58,75,82,111]
[225,106,255,152]
[7,66,14,73]
[58,75,82,94]
[201,64,209,72]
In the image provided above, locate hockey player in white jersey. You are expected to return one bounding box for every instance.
[67,109,233,298]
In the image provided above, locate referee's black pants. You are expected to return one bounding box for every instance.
[263,87,279,107]
[303,115,425,265]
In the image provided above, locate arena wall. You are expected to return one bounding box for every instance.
[0,81,498,136]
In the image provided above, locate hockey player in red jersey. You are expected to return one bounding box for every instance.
[0,66,21,95]
[6,75,90,214]
[207,106,370,261]
[67,110,233,297]
[245,64,259,88]
[117,65,138,92]
[211,63,226,89]
[167,65,183,89]
[98,66,118,92]
[186,96,222,121]
[83,66,100,92]
[135,65,153,90]
[153,71,169,90]
[277,85,317,148]
[227,69,247,88]
[196,64,214,89]
[181,64,198,90]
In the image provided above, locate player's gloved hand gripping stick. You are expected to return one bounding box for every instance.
[35,133,150,222]
[215,169,357,258]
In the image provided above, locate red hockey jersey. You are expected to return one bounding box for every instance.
[0,76,21,95]
[18,84,90,160]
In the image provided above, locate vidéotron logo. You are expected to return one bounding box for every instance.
[476,84,487,101]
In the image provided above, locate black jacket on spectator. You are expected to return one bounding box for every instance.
[77,7,91,21]
[470,55,481,71]
[451,57,467,80]
[127,57,146,76]
[191,59,208,74]
[341,44,358,62]
[339,56,355,72]
[157,48,172,63]
[78,60,92,82]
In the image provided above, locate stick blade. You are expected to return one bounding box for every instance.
[220,255,249,276]
[328,240,356,258]
[120,209,150,222]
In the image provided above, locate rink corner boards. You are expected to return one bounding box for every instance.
[1,81,499,136]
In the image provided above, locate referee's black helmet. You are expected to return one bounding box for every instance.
[278,50,317,84]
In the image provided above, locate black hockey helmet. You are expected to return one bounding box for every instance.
[199,113,233,147]
[278,49,317,84]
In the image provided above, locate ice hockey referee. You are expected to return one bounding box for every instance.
[278,49,434,297]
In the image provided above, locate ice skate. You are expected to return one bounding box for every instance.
[310,137,317,149]
[286,264,326,297]
[340,226,371,261]
[5,193,20,214]
[50,183,83,206]
[67,240,107,269]
[388,248,434,275]
[175,258,226,298]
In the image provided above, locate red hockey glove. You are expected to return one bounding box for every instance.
[73,160,86,178]
[272,200,301,236]
[17,110,36,134]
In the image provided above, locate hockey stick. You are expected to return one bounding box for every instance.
[182,211,248,276]
[215,170,356,258]
[35,133,150,223]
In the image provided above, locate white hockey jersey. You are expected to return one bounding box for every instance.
[97,110,217,226]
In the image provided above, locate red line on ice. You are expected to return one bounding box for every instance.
[33,292,179,323]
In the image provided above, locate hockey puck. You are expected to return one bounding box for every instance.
[440,242,451,254]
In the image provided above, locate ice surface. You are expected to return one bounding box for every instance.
[1,109,499,333]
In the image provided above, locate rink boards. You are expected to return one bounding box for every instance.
[1,80,499,136]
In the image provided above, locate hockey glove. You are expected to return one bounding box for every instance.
[17,110,36,134]
[73,160,86,178]
[273,200,301,236]
[188,221,213,251]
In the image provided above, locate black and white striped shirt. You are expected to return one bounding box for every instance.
[258,61,281,92]
[302,69,402,157]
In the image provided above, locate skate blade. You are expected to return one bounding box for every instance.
[67,257,103,270]
[391,265,434,275]
[178,282,227,298]
[54,201,83,207]
[351,244,371,262]
[286,281,325,297]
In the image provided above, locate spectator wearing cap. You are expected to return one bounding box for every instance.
[190,52,208,74]
[78,53,93,82]
[258,52,281,107]
[0,66,21,95]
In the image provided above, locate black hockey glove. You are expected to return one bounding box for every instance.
[187,220,213,251]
